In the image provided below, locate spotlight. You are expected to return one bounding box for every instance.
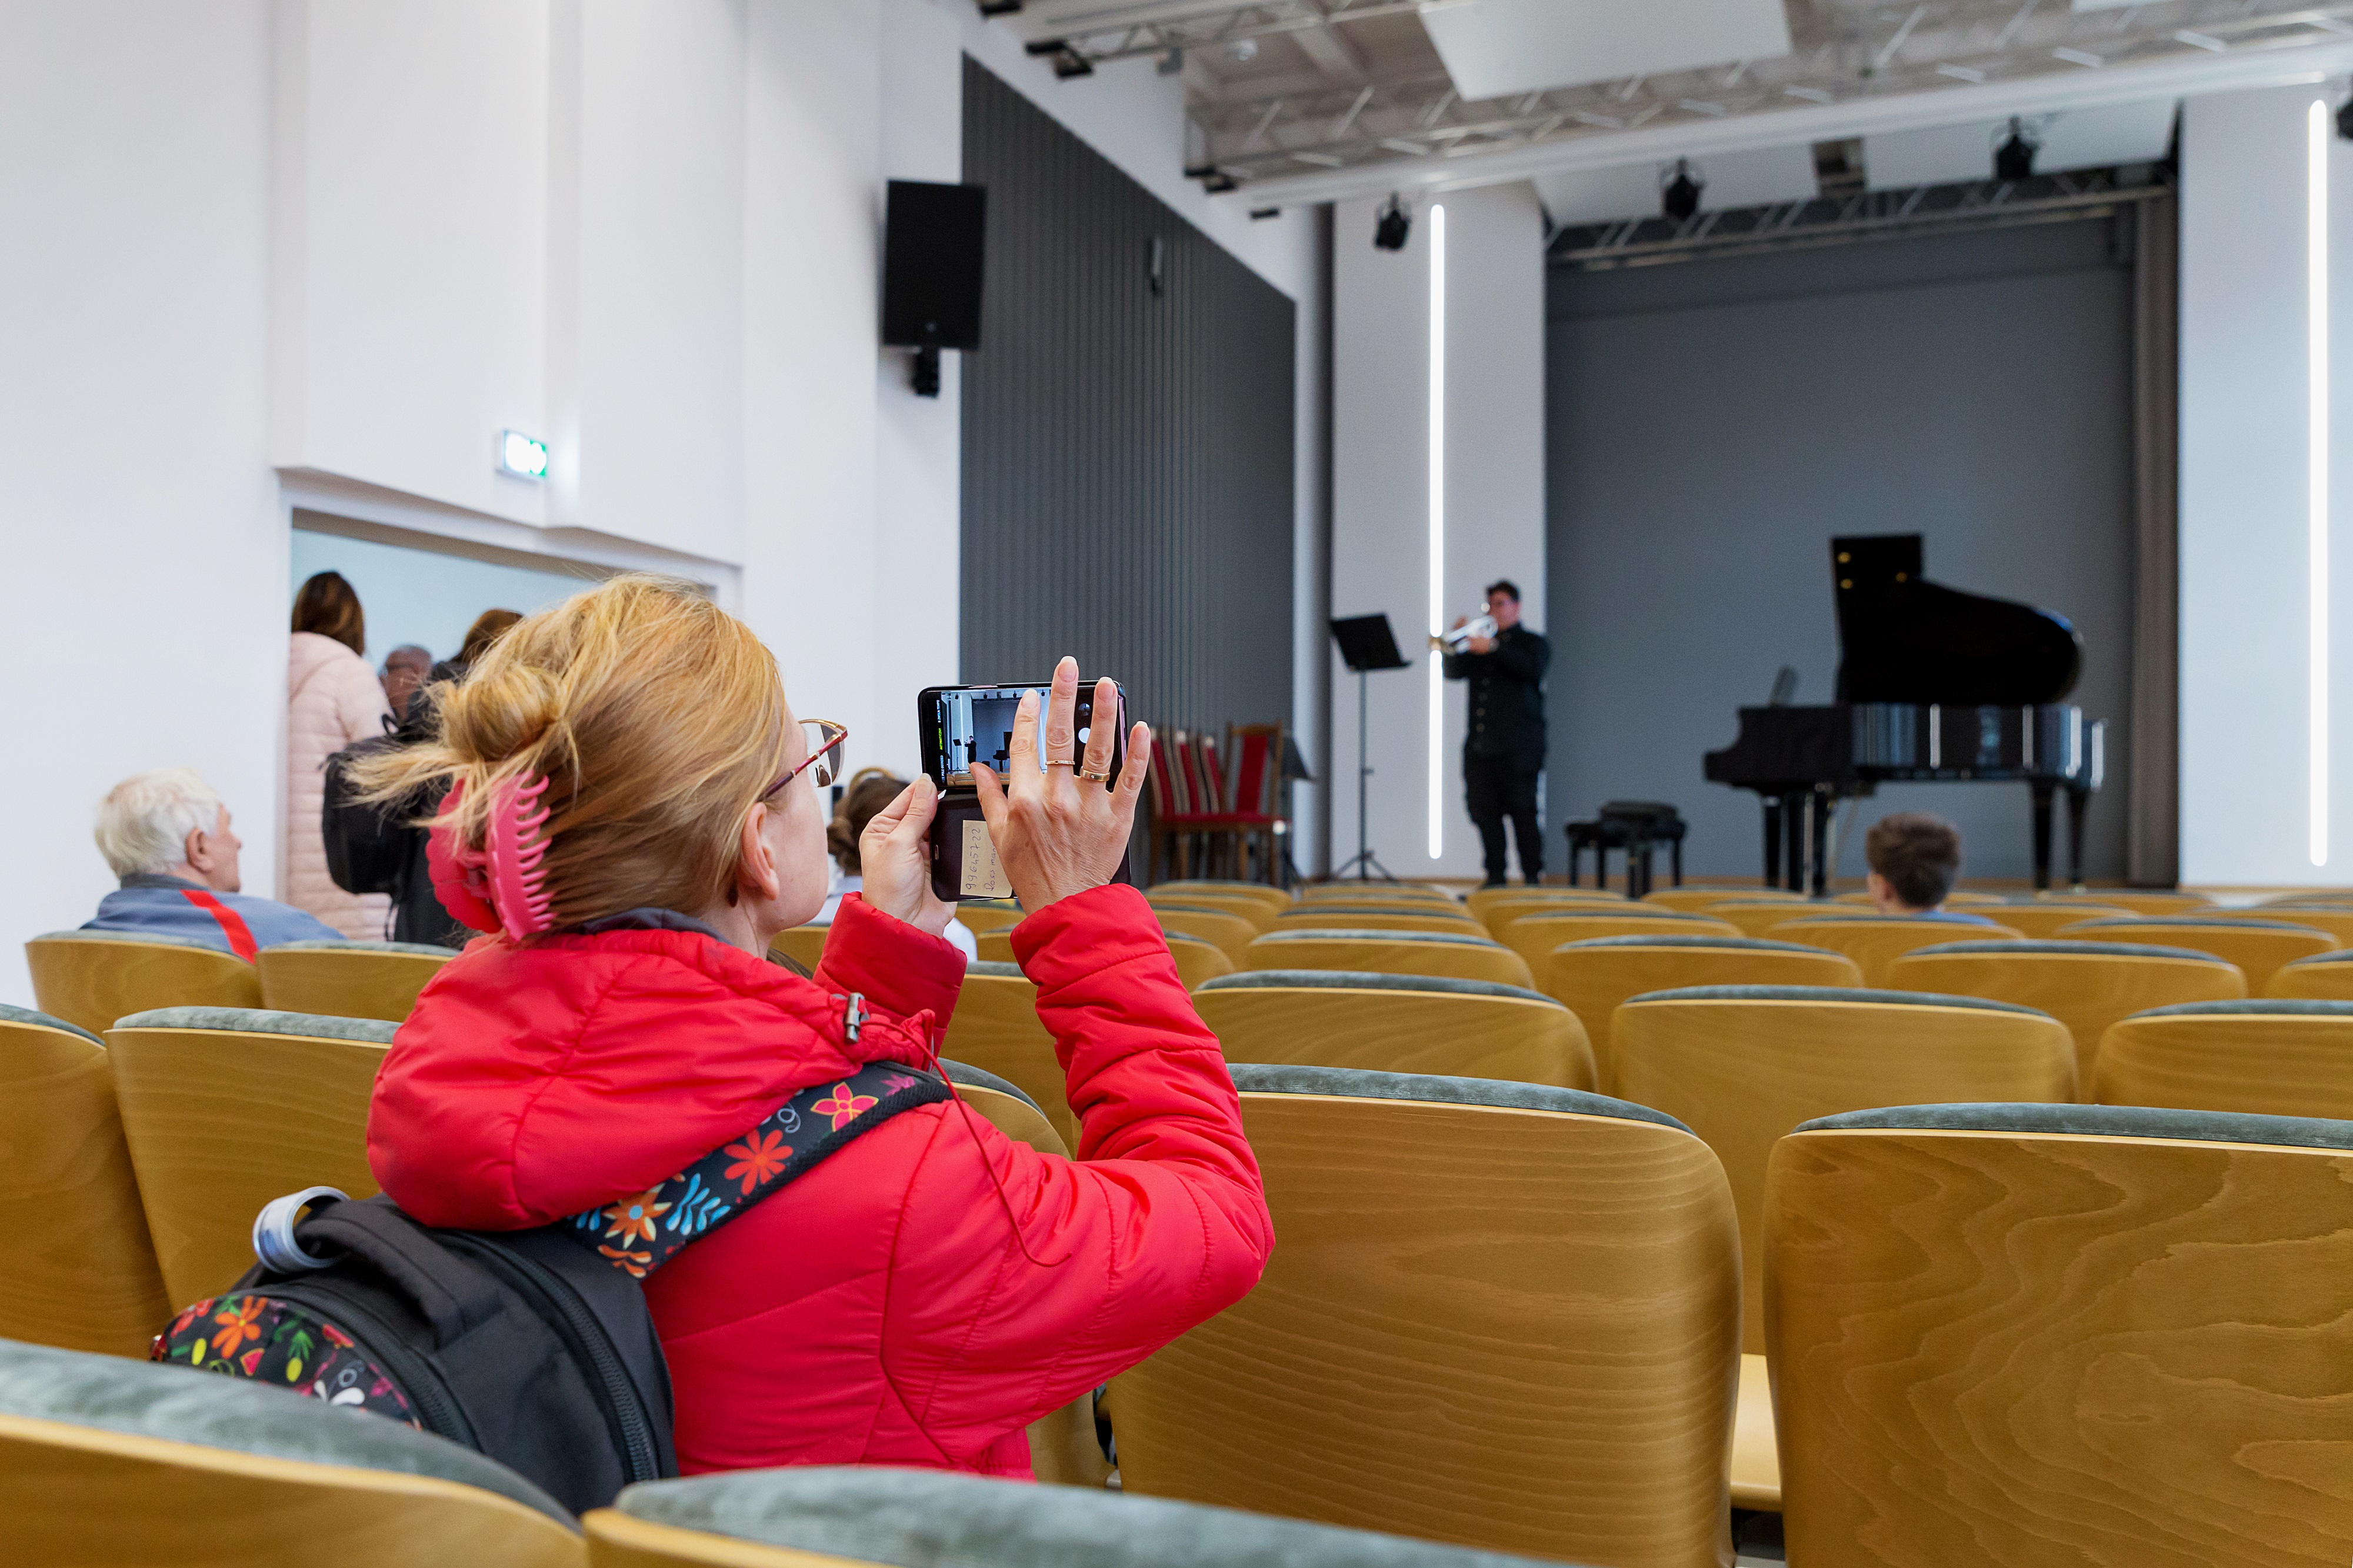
[1156,48,1184,76]
[1024,37,1093,78]
[1660,158,1703,223]
[1994,116,2038,181]
[1374,193,1412,251]
[975,0,1021,14]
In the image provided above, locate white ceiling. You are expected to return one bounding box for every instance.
[1863,96,2179,189]
[1421,0,1795,101]
[1533,143,1819,228]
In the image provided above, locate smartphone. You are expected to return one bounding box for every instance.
[917,682,1130,902]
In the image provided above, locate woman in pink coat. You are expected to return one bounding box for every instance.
[285,571,391,938]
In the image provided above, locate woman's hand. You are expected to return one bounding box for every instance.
[856,776,955,938]
[971,658,1151,912]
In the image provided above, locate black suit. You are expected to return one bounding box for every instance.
[1444,625,1551,883]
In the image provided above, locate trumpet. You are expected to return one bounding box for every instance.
[1429,613,1498,653]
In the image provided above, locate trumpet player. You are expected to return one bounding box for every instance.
[1442,579,1551,889]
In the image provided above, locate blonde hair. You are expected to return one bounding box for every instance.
[96,769,224,878]
[351,575,789,930]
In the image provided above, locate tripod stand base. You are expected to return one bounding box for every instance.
[1327,850,1398,883]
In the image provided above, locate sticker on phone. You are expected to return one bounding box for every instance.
[959,819,1015,899]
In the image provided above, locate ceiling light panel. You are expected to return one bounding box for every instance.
[1421,0,1794,101]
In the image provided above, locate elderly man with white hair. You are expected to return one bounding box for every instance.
[81,769,341,958]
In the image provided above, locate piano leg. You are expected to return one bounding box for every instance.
[1808,790,1832,898]
[2065,783,2089,893]
[1761,795,1783,888]
[1785,796,1808,891]
[2030,780,2055,893]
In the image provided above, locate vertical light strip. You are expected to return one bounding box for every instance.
[2312,99,2331,868]
[1427,202,1448,860]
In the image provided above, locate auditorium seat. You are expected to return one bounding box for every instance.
[1702,898,1839,938]
[1495,909,1741,982]
[26,930,261,1037]
[1142,889,1280,932]
[2207,904,2353,946]
[1641,886,1804,913]
[936,1061,1106,1490]
[583,1465,1576,1568]
[1614,986,2072,1511]
[2041,889,2214,917]
[1141,903,1260,959]
[0,1005,170,1357]
[2094,999,2353,1119]
[769,926,829,972]
[1542,937,1862,1094]
[1110,1065,1738,1568]
[1239,929,1535,988]
[1761,913,2027,986]
[954,900,1025,935]
[1160,931,1235,990]
[1296,882,1460,908]
[2052,916,2335,992]
[1884,939,2245,1098]
[255,939,453,1023]
[1192,972,1594,1089]
[1831,889,2006,908]
[0,1337,581,1567]
[1479,893,1654,938]
[942,962,1072,1149]
[106,1007,390,1305]
[1971,900,2134,939]
[1270,903,1487,935]
[1767,1103,2353,1567]
[1467,884,1627,922]
[1151,879,1293,917]
[2268,949,2353,999]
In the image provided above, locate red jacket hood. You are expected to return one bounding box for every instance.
[370,915,946,1230]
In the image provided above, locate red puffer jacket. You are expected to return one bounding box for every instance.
[367,885,1270,1477]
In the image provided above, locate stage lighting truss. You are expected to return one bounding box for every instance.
[978,1,2353,199]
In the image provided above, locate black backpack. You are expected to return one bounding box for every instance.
[153,1056,949,1514]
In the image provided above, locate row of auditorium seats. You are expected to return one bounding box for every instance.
[6,990,2349,1566]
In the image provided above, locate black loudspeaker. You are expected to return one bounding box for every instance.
[882,180,986,353]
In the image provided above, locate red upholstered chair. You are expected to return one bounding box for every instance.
[1144,724,1289,886]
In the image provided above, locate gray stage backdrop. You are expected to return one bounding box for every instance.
[960,58,1296,746]
[1544,219,2135,885]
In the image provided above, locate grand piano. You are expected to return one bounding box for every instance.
[1702,534,2105,893]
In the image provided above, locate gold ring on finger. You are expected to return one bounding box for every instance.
[1043,759,1076,769]
[1077,767,1111,782]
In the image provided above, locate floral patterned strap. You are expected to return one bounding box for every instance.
[152,1294,420,1429]
[565,1060,953,1279]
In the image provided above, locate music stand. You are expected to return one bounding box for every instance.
[1329,613,1412,882]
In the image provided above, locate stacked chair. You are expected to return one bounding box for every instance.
[1193,972,1594,1089]
[1767,1104,2353,1566]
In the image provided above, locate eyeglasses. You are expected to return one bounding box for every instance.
[763,719,848,800]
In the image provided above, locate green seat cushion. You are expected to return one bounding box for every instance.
[963,960,1026,980]
[1800,1102,2353,1153]
[1905,939,2231,963]
[1252,929,1500,948]
[1197,970,1557,1006]
[0,1002,104,1045]
[0,1339,572,1526]
[617,1464,1568,1567]
[2285,950,2353,968]
[258,939,458,959]
[2061,917,2325,933]
[1551,935,1840,956]
[939,1059,1042,1113]
[1231,1062,1689,1133]
[34,928,228,953]
[2125,998,2353,1020]
[1620,984,2051,1017]
[111,1007,399,1045]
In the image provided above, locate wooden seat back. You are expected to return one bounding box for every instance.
[26,932,261,1037]
[1480,894,1654,937]
[942,964,1072,1149]
[1239,929,1534,989]
[1762,915,2027,986]
[1497,910,1739,980]
[1161,933,1235,990]
[1639,886,1802,914]
[0,1005,170,1356]
[768,925,829,972]
[2268,949,2353,999]
[106,1007,391,1304]
[1146,904,1262,959]
[1149,880,1292,916]
[1702,899,1840,939]
[1614,986,2074,1355]
[255,940,453,1023]
[1270,905,1485,936]
[1974,901,2134,939]
[1886,939,2246,1097]
[1193,972,1594,1089]
[2052,916,2335,993]
[1542,937,1862,1094]
[1143,890,1281,931]
[1112,1065,1739,1568]
[1768,1104,2353,1568]
[2095,999,2353,1118]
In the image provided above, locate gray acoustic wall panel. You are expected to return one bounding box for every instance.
[1544,219,2135,883]
[960,57,1296,742]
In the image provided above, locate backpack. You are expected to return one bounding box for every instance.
[320,736,411,899]
[152,1055,950,1514]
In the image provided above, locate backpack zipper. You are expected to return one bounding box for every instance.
[261,1285,476,1448]
[441,1234,664,1483]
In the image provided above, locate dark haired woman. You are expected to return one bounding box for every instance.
[813,768,979,961]
[286,570,390,936]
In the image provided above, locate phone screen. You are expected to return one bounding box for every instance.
[919,683,1125,789]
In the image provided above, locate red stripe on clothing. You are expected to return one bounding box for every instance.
[182,889,259,963]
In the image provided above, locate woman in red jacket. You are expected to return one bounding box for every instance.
[358,576,1270,1477]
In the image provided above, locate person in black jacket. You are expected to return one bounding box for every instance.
[1443,579,1551,889]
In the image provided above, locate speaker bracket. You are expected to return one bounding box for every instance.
[911,344,941,399]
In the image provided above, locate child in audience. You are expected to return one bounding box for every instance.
[1865,811,1995,923]
[82,769,342,954]
[355,575,1269,1479]
[815,768,979,962]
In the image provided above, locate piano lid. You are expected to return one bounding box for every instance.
[1831,533,2082,706]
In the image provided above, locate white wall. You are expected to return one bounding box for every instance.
[1,0,281,1003]
[2179,84,2353,886]
[1331,183,1547,881]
